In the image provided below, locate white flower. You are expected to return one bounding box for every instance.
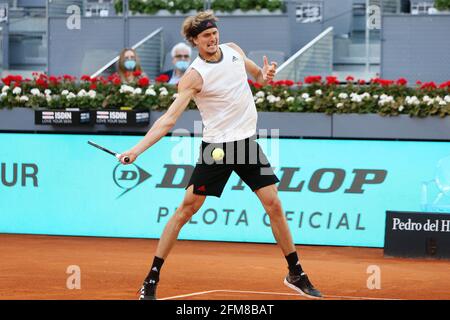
[445,95,450,103]
[77,89,87,97]
[378,95,394,106]
[45,89,52,96]
[305,97,313,103]
[255,98,264,104]
[145,88,156,96]
[439,100,446,106]
[119,85,134,94]
[0,92,7,99]
[267,95,277,103]
[19,95,29,102]
[332,97,337,101]
[61,90,69,96]
[338,93,348,99]
[286,97,295,103]
[159,87,168,92]
[134,88,142,95]
[67,92,76,100]
[373,95,379,99]
[168,1,174,7]
[255,91,265,98]
[315,89,322,96]
[336,103,344,108]
[46,95,52,102]
[351,93,362,103]
[88,90,96,99]
[2,85,10,93]
[361,92,371,99]
[301,93,309,99]
[172,93,179,99]
[398,105,404,112]
[159,90,168,96]
[405,96,420,106]
[423,95,431,102]
[30,88,41,96]
[13,87,22,95]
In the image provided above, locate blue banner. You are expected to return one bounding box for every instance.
[1,133,450,247]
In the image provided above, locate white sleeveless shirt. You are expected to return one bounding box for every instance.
[188,44,257,143]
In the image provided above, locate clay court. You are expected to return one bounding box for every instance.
[0,234,449,300]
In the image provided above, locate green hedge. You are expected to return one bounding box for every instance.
[435,0,450,11]
[1,74,450,118]
[114,0,284,14]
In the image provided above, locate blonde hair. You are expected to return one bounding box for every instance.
[181,10,219,47]
[117,48,143,83]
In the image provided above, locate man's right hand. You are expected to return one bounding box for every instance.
[118,150,138,165]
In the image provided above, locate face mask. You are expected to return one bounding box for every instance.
[124,59,136,71]
[175,60,189,72]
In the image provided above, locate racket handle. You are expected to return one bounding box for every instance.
[116,154,130,163]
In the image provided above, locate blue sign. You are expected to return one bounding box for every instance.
[1,133,450,248]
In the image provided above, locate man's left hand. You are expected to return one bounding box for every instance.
[262,56,277,82]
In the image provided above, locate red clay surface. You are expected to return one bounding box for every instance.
[0,234,449,300]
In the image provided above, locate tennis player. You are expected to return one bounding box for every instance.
[119,11,322,300]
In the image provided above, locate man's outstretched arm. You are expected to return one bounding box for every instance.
[119,70,202,164]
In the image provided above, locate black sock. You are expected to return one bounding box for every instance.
[285,252,303,274]
[144,256,164,283]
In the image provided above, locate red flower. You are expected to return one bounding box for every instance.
[81,75,91,81]
[1,76,12,86]
[420,82,437,90]
[358,79,366,85]
[89,83,97,90]
[304,75,322,84]
[285,80,295,86]
[13,75,23,83]
[36,78,48,88]
[326,76,339,85]
[155,74,169,83]
[346,76,355,82]
[138,77,150,87]
[112,77,121,86]
[371,78,393,87]
[248,79,254,86]
[63,74,75,82]
[439,80,450,88]
[253,82,263,89]
[133,70,142,77]
[416,80,422,85]
[396,78,408,86]
[49,76,59,85]
[297,81,303,87]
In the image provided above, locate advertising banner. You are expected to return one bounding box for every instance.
[1,133,450,247]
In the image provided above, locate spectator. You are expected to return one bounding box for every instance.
[162,42,192,85]
[117,48,147,84]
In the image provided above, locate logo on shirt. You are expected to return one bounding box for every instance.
[232,56,239,62]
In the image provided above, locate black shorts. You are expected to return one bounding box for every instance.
[186,137,280,197]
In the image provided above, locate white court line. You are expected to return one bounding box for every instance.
[161,289,402,300]
[159,290,220,300]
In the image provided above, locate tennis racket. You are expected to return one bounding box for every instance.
[88,141,130,163]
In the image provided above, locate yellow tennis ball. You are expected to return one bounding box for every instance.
[212,148,225,161]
